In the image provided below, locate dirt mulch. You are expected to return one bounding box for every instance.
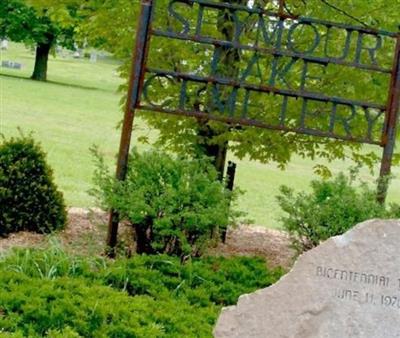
[0,208,295,269]
[214,225,295,268]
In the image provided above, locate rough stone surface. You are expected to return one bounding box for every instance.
[214,219,400,338]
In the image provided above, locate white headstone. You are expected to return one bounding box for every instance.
[1,40,8,50]
[90,52,97,63]
[214,219,400,338]
[1,61,22,70]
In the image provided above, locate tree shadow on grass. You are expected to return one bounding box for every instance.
[0,72,110,92]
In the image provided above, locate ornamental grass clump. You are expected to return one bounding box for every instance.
[0,135,67,236]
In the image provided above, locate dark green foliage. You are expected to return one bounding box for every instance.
[92,148,242,257]
[0,247,284,337]
[277,174,400,253]
[0,271,217,338]
[100,254,283,306]
[0,136,67,236]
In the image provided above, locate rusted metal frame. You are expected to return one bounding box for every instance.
[106,0,154,255]
[377,34,400,204]
[188,0,397,38]
[298,17,396,38]
[189,0,296,20]
[151,29,392,74]
[221,160,237,243]
[226,161,237,192]
[146,67,386,111]
[138,104,382,145]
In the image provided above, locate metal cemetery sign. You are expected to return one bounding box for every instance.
[141,1,397,144]
[107,0,400,250]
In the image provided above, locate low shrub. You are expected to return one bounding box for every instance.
[101,254,283,306]
[91,148,242,257]
[277,174,400,253]
[0,135,66,236]
[0,271,217,338]
[0,247,284,337]
[0,247,283,306]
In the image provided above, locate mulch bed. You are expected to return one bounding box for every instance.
[0,208,295,269]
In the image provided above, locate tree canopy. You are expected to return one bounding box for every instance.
[83,0,400,177]
[0,0,80,81]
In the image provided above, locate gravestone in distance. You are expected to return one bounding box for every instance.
[214,220,400,338]
[90,52,97,63]
[1,60,22,70]
[1,39,8,50]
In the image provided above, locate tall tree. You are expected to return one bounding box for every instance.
[83,0,400,179]
[0,0,78,81]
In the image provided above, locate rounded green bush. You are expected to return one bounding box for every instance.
[0,135,67,236]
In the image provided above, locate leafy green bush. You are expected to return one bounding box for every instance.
[0,135,67,236]
[91,148,241,257]
[277,174,400,253]
[0,247,284,337]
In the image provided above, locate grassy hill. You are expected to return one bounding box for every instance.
[1,42,400,228]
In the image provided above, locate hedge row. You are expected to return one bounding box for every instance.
[0,248,284,337]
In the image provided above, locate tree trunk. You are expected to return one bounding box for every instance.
[196,122,228,180]
[31,41,52,81]
[194,0,243,179]
[134,221,154,254]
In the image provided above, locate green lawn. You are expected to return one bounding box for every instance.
[1,43,400,228]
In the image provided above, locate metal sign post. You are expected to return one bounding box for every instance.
[106,0,154,255]
[377,36,400,203]
[108,0,400,253]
